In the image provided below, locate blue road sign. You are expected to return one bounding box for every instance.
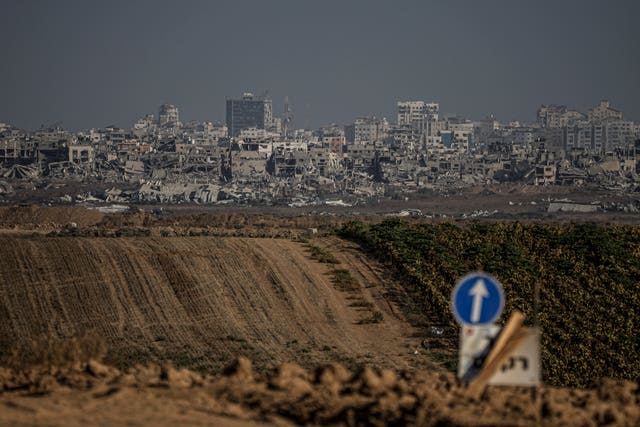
[452,273,504,325]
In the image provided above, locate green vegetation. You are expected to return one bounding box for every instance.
[339,219,640,387]
[357,310,384,324]
[329,268,381,323]
[330,268,360,292]
[348,299,374,309]
[306,244,340,264]
[115,227,151,237]
[305,244,383,325]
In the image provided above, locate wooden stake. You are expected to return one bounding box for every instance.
[467,311,527,399]
[483,310,524,367]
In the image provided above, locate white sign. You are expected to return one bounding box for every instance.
[459,325,540,386]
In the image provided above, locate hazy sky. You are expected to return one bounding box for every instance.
[1,0,638,130]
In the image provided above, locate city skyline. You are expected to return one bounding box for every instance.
[0,95,632,133]
[1,0,639,131]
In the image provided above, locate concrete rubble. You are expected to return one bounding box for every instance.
[1,101,639,208]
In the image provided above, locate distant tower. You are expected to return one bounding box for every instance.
[158,104,179,126]
[225,92,273,137]
[283,96,292,138]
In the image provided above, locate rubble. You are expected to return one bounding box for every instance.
[1,164,39,180]
[0,103,639,207]
[136,182,221,204]
[461,209,499,218]
[547,202,599,213]
[89,204,129,214]
[0,181,13,195]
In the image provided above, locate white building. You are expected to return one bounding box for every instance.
[239,127,268,141]
[564,120,635,153]
[397,101,439,135]
[512,129,534,147]
[565,122,593,151]
[588,100,623,123]
[537,105,585,128]
[605,121,635,150]
[353,117,389,144]
[158,104,179,126]
[134,114,155,130]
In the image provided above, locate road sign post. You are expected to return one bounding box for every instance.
[451,273,541,394]
[452,273,504,326]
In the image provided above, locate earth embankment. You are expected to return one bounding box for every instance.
[0,236,425,372]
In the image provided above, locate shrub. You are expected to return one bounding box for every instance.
[330,269,360,291]
[358,311,384,324]
[307,244,340,264]
[348,300,374,309]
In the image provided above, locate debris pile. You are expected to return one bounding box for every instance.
[0,357,637,426]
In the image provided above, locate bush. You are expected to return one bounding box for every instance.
[330,269,360,291]
[115,227,151,237]
[358,311,384,324]
[348,299,374,309]
[307,244,340,264]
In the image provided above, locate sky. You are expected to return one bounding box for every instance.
[1,0,638,131]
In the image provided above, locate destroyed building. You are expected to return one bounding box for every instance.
[0,98,639,205]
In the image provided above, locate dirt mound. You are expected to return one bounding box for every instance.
[0,236,426,373]
[0,357,637,426]
[0,205,104,229]
[97,209,156,228]
[150,212,366,238]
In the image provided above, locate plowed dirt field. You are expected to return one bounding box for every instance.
[0,236,429,373]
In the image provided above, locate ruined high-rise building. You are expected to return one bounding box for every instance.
[226,92,273,137]
[158,104,179,126]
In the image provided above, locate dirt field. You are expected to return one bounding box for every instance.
[0,235,430,374]
[0,203,639,425]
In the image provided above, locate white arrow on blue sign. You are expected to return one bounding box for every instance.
[452,273,504,325]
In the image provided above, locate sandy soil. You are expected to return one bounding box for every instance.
[0,236,429,373]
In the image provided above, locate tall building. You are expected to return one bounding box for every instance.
[473,116,499,149]
[353,116,389,144]
[564,120,635,153]
[226,92,273,137]
[592,123,606,153]
[282,96,292,138]
[396,101,439,135]
[565,121,597,152]
[537,105,584,128]
[588,100,623,123]
[605,121,635,151]
[158,104,179,126]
